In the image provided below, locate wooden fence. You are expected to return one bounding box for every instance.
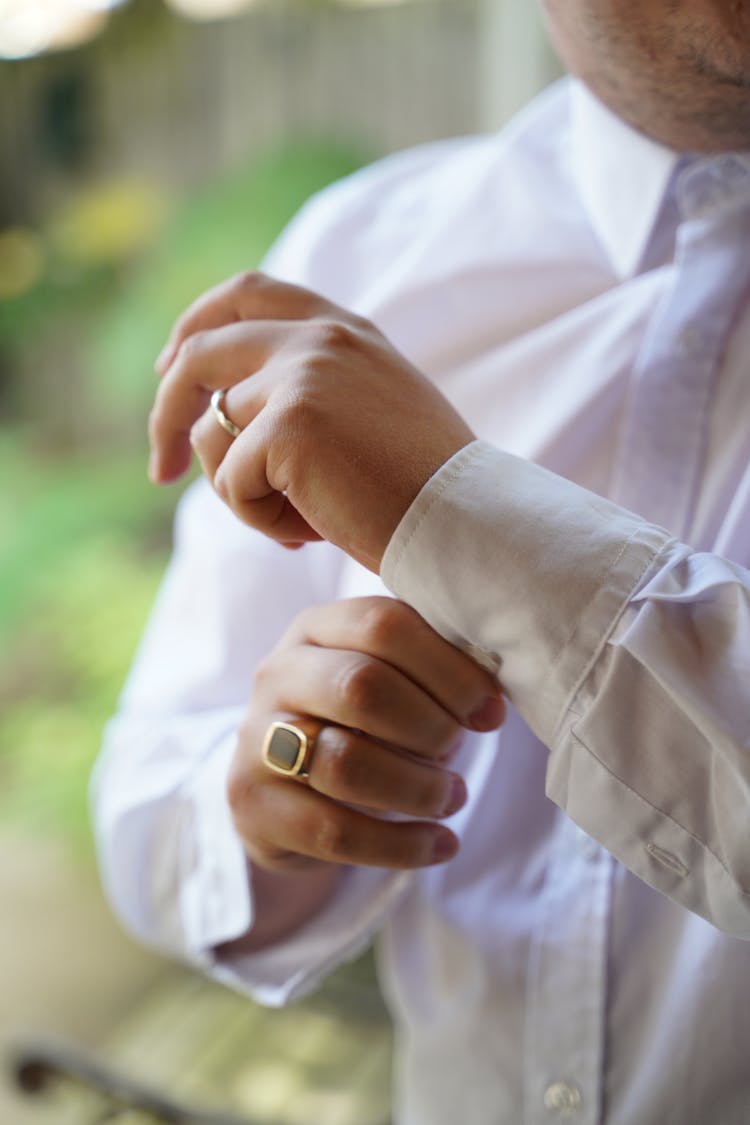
[0,0,483,226]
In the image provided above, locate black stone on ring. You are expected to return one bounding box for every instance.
[262,720,319,779]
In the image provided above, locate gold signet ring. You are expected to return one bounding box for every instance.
[262,720,321,779]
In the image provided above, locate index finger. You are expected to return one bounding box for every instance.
[149,319,287,482]
[285,598,504,733]
[156,271,337,375]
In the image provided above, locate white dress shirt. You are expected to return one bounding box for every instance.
[93,79,750,1124]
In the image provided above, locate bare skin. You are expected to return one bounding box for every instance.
[149,272,474,573]
[540,0,750,151]
[149,1,750,949]
[149,274,487,951]
[217,597,504,952]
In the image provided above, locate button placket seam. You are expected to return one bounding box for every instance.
[523,818,612,1125]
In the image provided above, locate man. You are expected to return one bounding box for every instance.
[94,2,750,1122]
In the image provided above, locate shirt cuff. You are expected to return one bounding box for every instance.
[181,725,412,1004]
[381,440,673,746]
[179,731,252,956]
[211,866,413,1007]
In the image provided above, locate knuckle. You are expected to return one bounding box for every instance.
[336,656,384,717]
[175,330,208,367]
[309,317,356,352]
[188,413,210,452]
[313,814,351,863]
[251,653,277,693]
[234,269,264,295]
[359,599,404,652]
[319,727,362,792]
[248,839,277,866]
[249,839,295,872]
[269,386,320,452]
[288,603,319,640]
[280,389,318,431]
[170,309,192,344]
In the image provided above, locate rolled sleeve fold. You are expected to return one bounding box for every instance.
[382,440,750,936]
[382,441,672,745]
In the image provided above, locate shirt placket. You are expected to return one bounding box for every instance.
[521,156,750,1125]
[523,816,612,1125]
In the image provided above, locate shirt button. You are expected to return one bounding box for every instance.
[544,1081,582,1117]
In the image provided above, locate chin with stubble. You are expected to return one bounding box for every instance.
[540,0,750,152]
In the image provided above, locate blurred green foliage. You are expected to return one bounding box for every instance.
[0,137,366,849]
[90,139,367,421]
[0,418,181,848]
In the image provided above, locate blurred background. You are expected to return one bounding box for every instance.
[0,1,559,1120]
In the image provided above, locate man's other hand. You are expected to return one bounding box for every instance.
[148,272,475,572]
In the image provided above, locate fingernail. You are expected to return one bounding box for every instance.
[442,775,467,817]
[468,695,504,731]
[430,829,459,865]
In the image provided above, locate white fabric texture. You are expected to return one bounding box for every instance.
[93,79,750,1125]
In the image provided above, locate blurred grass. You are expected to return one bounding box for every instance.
[0,137,367,849]
[0,430,175,636]
[0,427,183,847]
[88,139,368,421]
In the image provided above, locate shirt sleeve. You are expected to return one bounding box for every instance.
[92,479,410,998]
[92,163,440,997]
[381,439,750,937]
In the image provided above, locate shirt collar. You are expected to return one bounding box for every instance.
[569,80,680,280]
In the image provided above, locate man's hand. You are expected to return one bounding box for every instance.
[227,597,504,876]
[148,272,475,572]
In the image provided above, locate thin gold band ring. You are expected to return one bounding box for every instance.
[210,388,241,439]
